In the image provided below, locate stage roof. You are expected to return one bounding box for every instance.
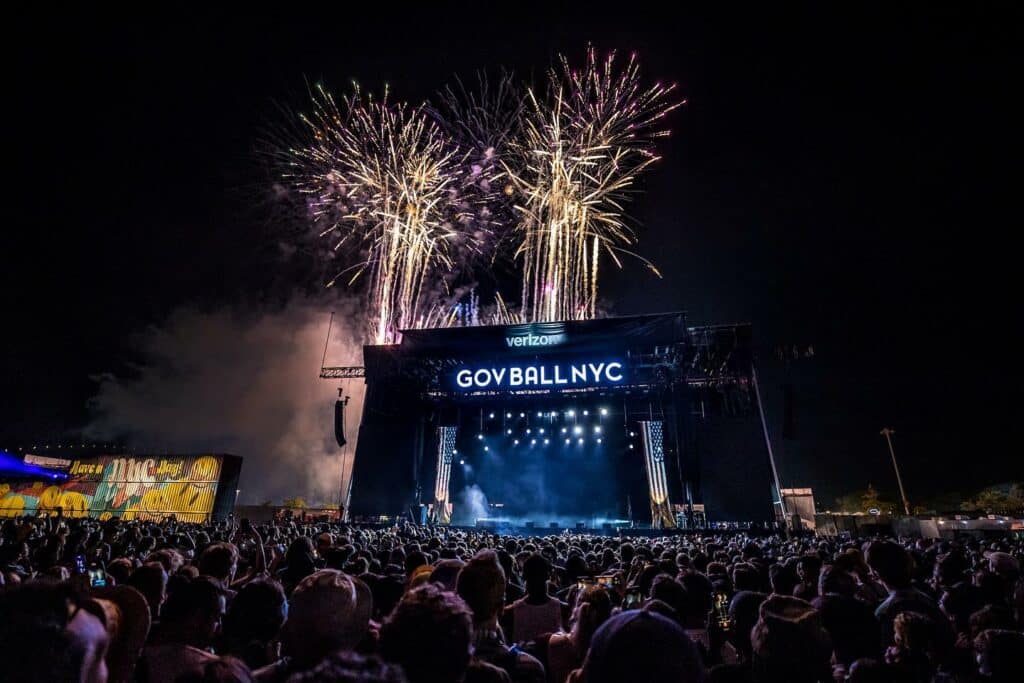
[395,312,688,356]
[361,313,754,399]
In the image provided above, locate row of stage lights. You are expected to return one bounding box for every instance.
[454,407,640,465]
[487,408,609,420]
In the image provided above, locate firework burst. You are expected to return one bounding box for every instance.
[274,49,679,338]
[505,47,683,322]
[280,85,467,344]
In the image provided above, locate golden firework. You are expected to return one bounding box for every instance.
[282,86,464,344]
[505,47,682,322]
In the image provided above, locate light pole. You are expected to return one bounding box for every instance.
[880,428,911,515]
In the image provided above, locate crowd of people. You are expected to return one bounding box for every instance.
[1,512,1022,682]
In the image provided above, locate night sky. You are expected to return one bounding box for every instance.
[3,6,1020,506]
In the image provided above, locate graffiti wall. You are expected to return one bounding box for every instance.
[0,455,224,523]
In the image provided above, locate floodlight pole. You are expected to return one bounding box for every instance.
[880,428,911,515]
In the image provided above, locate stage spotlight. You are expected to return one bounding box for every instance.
[459,459,465,465]
[453,449,458,454]
[565,438,571,445]
[506,412,512,418]
[539,428,545,434]
[583,410,589,416]
[573,425,583,435]
[600,408,608,416]
[537,411,543,417]
[544,438,550,445]
[484,445,489,451]
[477,433,484,440]
[489,412,495,419]
[514,439,519,445]
[507,429,512,435]
[597,438,603,444]
[594,426,602,434]
[519,412,525,418]
[526,428,531,434]
[629,444,635,449]
[567,409,575,417]
[577,437,584,445]
[531,439,536,445]
[561,427,567,434]
[629,431,636,437]
[550,411,558,417]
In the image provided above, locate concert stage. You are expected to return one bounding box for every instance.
[350,313,777,528]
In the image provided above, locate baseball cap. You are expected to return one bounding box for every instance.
[984,551,1020,577]
[582,609,706,683]
[289,569,373,650]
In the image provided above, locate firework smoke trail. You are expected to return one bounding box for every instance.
[280,86,465,344]
[505,47,683,322]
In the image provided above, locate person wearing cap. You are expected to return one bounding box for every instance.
[255,569,372,682]
[749,594,832,683]
[571,608,706,683]
[982,550,1023,617]
[984,551,1019,580]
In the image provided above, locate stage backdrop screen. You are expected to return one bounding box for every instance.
[0,454,228,523]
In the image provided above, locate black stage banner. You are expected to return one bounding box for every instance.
[394,312,687,358]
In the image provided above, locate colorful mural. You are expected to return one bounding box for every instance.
[0,455,223,523]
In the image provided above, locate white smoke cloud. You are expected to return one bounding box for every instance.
[452,484,490,525]
[85,297,365,505]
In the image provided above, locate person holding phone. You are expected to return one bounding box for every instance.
[88,563,108,588]
[546,585,612,683]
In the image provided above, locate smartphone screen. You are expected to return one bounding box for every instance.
[714,592,730,629]
[88,564,107,588]
[74,555,87,575]
[624,587,643,608]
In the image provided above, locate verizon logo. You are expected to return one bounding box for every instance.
[505,333,564,347]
